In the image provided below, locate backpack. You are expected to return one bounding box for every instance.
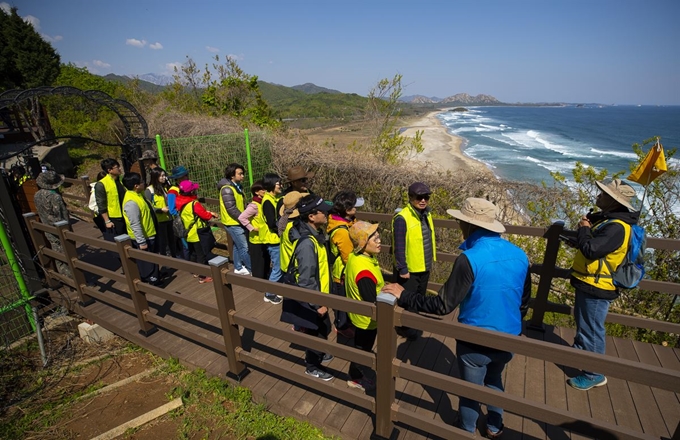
[88,183,98,214]
[281,236,319,288]
[172,201,198,239]
[601,222,646,289]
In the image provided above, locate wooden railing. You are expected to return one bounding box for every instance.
[23,211,680,440]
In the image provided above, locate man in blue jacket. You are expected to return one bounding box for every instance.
[384,197,531,438]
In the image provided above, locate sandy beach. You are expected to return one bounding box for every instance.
[401,111,494,177]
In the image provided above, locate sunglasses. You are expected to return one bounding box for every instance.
[413,194,430,201]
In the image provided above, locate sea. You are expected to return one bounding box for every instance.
[437,105,680,188]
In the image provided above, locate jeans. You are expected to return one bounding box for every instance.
[573,288,611,380]
[225,225,251,271]
[456,341,513,434]
[266,244,282,294]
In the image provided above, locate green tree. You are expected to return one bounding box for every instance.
[364,74,423,164]
[0,6,60,91]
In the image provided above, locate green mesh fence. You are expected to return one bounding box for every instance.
[0,256,33,351]
[157,130,274,202]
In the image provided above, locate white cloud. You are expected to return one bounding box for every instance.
[149,42,163,50]
[206,46,220,53]
[226,53,243,61]
[164,62,182,74]
[42,34,63,43]
[93,60,111,68]
[23,14,40,29]
[126,38,147,48]
[0,2,11,14]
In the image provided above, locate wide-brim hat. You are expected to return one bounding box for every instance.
[141,149,158,160]
[169,165,188,179]
[596,179,636,211]
[350,221,379,253]
[286,166,315,183]
[447,197,505,233]
[36,171,65,190]
[279,191,309,218]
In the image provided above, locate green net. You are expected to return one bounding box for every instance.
[157,130,274,202]
[0,256,32,350]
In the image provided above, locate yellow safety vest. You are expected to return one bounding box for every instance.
[257,192,281,245]
[122,190,156,241]
[392,204,436,272]
[329,225,349,283]
[345,252,384,330]
[572,219,630,291]
[101,173,123,218]
[149,189,170,222]
[280,221,295,271]
[180,201,206,243]
[292,234,330,294]
[17,175,28,186]
[248,200,265,244]
[219,183,245,226]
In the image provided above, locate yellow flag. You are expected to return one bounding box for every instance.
[628,142,667,185]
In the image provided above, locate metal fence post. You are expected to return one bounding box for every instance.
[528,222,565,330]
[209,256,249,380]
[54,220,93,306]
[115,234,156,336]
[375,293,397,439]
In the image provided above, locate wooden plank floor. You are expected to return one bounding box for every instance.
[48,220,680,440]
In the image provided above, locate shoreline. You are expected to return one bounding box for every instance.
[400,111,495,177]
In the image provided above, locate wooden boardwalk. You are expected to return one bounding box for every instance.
[47,220,680,440]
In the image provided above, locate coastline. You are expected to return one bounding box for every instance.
[401,111,494,177]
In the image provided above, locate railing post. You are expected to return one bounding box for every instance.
[209,256,249,380]
[528,221,565,330]
[22,213,60,289]
[79,175,90,197]
[375,293,397,439]
[54,220,93,306]
[115,234,157,336]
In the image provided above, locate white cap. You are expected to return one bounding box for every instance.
[354,197,365,208]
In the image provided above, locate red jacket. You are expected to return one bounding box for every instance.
[175,194,213,221]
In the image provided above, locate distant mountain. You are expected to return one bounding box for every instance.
[135,73,174,86]
[291,83,342,95]
[401,93,502,105]
[401,95,442,103]
[102,74,165,93]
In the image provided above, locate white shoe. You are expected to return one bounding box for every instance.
[234,267,251,275]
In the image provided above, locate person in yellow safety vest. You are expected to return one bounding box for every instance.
[218,163,251,276]
[278,191,307,272]
[568,179,640,391]
[259,173,283,305]
[176,180,218,284]
[11,165,29,187]
[279,194,334,382]
[145,167,176,258]
[327,191,365,339]
[238,181,266,280]
[391,181,436,341]
[344,221,383,392]
[95,158,127,242]
[122,172,161,285]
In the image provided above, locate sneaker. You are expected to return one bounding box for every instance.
[198,276,213,284]
[335,326,355,339]
[292,325,308,333]
[321,353,334,364]
[305,367,333,381]
[485,424,504,438]
[567,374,607,391]
[347,377,375,391]
[264,294,282,305]
[234,267,251,275]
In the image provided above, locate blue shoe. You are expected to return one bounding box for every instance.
[567,374,607,391]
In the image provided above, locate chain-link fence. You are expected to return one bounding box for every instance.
[157,130,274,201]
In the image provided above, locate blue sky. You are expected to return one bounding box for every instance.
[6,0,680,104]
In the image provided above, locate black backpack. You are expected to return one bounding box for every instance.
[172,202,198,239]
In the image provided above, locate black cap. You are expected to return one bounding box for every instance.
[297,195,332,215]
[408,182,431,196]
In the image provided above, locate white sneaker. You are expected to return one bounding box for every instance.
[234,267,251,275]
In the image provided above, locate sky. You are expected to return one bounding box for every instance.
[5,0,680,105]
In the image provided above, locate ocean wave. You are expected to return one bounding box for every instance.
[589,148,639,160]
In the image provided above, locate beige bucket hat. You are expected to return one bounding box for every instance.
[279,191,308,218]
[446,198,505,233]
[595,179,636,211]
[349,221,380,253]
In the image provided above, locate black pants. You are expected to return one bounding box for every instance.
[131,238,159,282]
[249,241,269,280]
[349,327,377,380]
[156,220,177,258]
[102,217,127,242]
[305,313,331,369]
[396,270,430,296]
